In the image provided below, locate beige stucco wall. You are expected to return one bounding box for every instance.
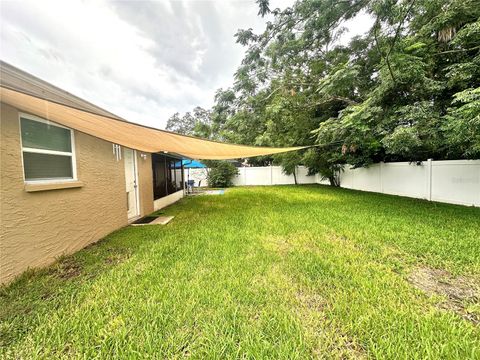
[0,103,154,285]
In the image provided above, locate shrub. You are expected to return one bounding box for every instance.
[207,161,239,188]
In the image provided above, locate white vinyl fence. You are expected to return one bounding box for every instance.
[234,166,316,186]
[184,166,316,188]
[185,160,479,207]
[338,159,480,207]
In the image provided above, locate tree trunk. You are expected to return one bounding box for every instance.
[293,170,297,185]
[328,173,340,187]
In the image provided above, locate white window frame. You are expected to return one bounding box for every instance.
[19,113,78,184]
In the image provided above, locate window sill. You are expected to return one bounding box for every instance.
[24,181,84,192]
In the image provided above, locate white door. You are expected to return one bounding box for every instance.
[124,148,140,220]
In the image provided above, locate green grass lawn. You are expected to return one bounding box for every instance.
[1,185,479,359]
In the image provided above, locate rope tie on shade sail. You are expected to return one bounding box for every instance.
[0,86,310,160]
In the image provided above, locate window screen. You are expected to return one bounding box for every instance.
[20,116,76,181]
[23,152,73,180]
[21,118,72,152]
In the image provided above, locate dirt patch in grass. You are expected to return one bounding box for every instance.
[53,257,83,279]
[295,290,325,312]
[263,231,325,256]
[409,267,480,323]
[104,251,131,265]
[253,262,366,358]
[263,235,293,255]
[294,289,366,359]
[50,247,132,282]
[312,336,366,360]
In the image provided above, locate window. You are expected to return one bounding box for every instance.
[20,115,76,182]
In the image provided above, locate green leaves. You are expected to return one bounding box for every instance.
[256,0,271,17]
[206,161,239,188]
[169,0,479,182]
[383,126,422,157]
[235,29,257,46]
[443,87,480,157]
[451,20,480,47]
[404,42,427,53]
[166,107,213,138]
[444,61,479,88]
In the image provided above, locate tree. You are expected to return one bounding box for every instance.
[274,151,302,184]
[205,161,239,188]
[166,107,212,137]
[229,0,479,173]
[168,0,479,185]
[443,87,480,158]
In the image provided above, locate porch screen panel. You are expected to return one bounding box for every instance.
[167,157,178,194]
[152,154,167,199]
[152,154,182,200]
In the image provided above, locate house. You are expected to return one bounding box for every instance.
[0,61,304,285]
[0,62,184,284]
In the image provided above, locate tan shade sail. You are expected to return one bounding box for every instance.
[0,87,308,160]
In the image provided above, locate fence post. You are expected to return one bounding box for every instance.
[270,164,273,185]
[426,159,433,201]
[380,162,384,194]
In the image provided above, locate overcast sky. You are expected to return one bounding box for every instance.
[0,0,372,129]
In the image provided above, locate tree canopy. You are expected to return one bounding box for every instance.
[167,0,480,184]
[166,106,213,138]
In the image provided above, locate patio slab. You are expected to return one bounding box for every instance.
[151,216,175,225]
[204,189,225,195]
